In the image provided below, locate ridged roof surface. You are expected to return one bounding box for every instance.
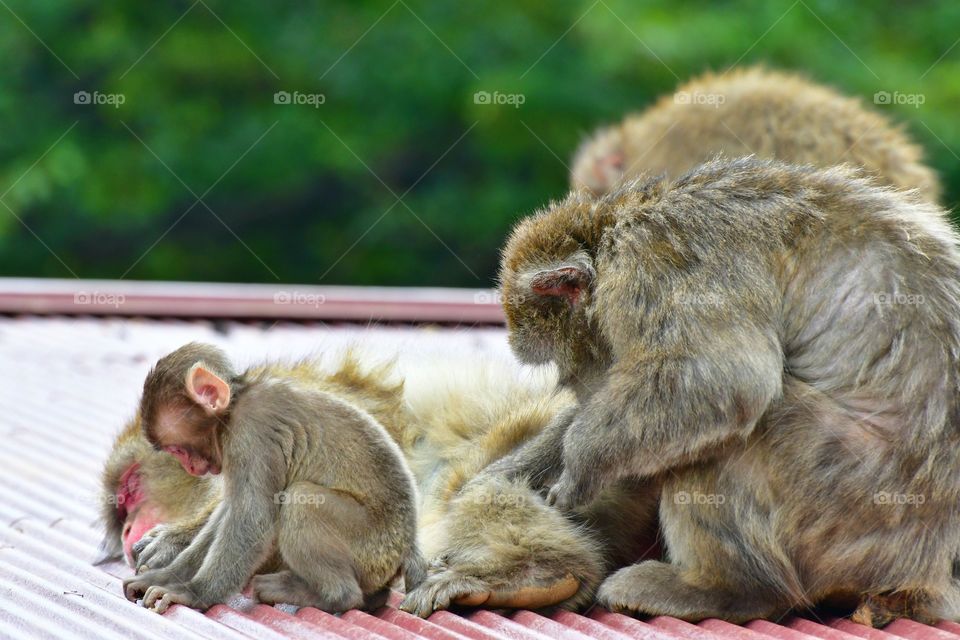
[0,315,954,640]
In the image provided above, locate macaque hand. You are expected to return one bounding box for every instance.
[132,525,189,573]
[545,468,600,512]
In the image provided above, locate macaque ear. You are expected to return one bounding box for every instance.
[185,364,231,414]
[529,266,591,304]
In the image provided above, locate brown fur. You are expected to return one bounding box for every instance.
[499,157,960,624]
[571,67,940,202]
[120,345,424,613]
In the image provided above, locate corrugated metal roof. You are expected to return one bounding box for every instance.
[0,311,954,639]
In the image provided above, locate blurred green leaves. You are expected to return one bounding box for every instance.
[0,0,957,286]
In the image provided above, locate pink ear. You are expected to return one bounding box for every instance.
[529,266,590,304]
[185,364,231,414]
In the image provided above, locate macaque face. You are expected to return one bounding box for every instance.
[152,404,222,476]
[114,462,164,562]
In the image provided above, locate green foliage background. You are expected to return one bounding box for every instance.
[1,1,958,287]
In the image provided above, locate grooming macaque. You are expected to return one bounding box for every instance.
[121,344,424,613]
[498,156,960,622]
[571,67,940,202]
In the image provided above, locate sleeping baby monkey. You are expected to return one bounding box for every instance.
[123,342,425,613]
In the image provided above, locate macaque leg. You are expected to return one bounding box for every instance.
[251,482,367,612]
[599,561,787,622]
[597,469,798,623]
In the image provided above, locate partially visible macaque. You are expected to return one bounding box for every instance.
[122,343,424,613]
[498,157,960,623]
[400,358,658,615]
[571,67,940,202]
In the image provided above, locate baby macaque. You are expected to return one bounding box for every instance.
[499,157,960,623]
[571,67,940,202]
[122,343,425,613]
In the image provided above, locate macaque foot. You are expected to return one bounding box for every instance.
[252,570,363,613]
[142,584,208,613]
[400,569,580,618]
[124,568,175,602]
[598,561,784,623]
[850,590,937,628]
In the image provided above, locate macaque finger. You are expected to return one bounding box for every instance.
[124,579,147,602]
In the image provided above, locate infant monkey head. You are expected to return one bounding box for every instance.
[140,342,237,477]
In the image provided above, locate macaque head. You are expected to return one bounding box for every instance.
[139,343,236,477]
[96,417,170,565]
[499,192,608,370]
[570,125,626,196]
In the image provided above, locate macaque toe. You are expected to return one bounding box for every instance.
[851,591,937,628]
[400,572,490,617]
[143,585,201,613]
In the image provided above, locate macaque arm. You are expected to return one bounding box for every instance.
[553,323,783,507]
[177,451,283,604]
[486,404,578,488]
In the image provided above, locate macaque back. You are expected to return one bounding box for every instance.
[571,67,940,202]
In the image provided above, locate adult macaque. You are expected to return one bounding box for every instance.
[496,156,960,622]
[122,343,425,613]
[571,67,940,202]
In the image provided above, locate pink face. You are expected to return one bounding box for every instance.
[161,445,220,476]
[115,463,164,564]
